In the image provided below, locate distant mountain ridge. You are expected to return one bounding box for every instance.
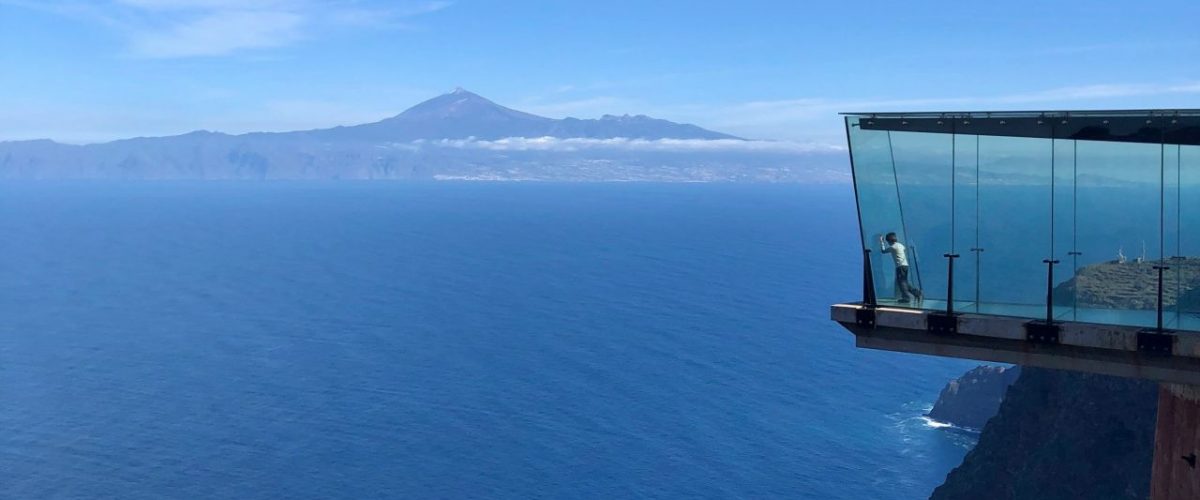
[0,89,844,181]
[27,88,739,145]
[334,88,739,141]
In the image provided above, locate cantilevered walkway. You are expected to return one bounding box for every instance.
[834,110,1200,500]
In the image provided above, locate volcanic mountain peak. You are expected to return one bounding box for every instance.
[393,88,550,123]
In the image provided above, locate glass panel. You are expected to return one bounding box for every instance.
[845,112,1200,332]
[1052,137,1077,320]
[954,132,980,308]
[1164,144,1182,328]
[889,130,954,310]
[976,135,1052,319]
[846,117,906,306]
[1071,140,1162,328]
[1178,144,1200,331]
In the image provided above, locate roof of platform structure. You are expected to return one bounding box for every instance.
[843,110,1200,145]
[842,109,1200,118]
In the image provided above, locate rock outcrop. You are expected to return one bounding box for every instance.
[930,367,1157,500]
[927,365,1021,430]
[1053,257,1200,310]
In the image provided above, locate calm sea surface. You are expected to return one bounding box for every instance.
[0,182,977,499]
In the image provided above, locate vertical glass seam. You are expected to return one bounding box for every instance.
[976,134,981,309]
[1159,133,1166,330]
[1072,140,1078,320]
[885,130,920,295]
[1050,132,1056,260]
[844,117,868,253]
[950,126,958,307]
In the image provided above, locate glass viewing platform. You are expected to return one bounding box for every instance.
[845,110,1200,332]
[838,110,1200,497]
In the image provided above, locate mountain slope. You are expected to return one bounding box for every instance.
[0,89,838,181]
[309,88,739,141]
[314,88,557,142]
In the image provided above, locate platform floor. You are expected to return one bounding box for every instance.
[832,303,1200,385]
[873,298,1200,333]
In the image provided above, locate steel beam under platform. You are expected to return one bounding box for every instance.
[833,302,1200,499]
[831,303,1200,386]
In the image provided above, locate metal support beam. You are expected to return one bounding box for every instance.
[944,253,960,315]
[1026,320,1061,344]
[855,308,876,329]
[1043,258,1060,324]
[1139,330,1176,355]
[927,313,958,336]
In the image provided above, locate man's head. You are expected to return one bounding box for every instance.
[885,232,898,244]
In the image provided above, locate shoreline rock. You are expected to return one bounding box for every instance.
[927,365,1020,430]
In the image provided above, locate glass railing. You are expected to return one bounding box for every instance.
[846,111,1200,332]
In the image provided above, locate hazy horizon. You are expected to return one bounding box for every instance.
[4,0,1200,146]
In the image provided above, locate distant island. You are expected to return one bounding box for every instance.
[0,89,844,182]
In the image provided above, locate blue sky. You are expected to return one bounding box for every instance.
[3,0,1200,144]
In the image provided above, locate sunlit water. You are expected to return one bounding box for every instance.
[0,182,977,499]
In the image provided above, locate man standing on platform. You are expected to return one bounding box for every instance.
[881,232,922,304]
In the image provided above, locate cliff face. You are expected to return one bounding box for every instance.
[930,258,1184,499]
[930,367,1157,500]
[928,365,1021,430]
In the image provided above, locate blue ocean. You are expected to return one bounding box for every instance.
[0,182,979,499]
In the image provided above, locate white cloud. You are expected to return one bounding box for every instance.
[517,79,1200,143]
[667,81,1200,142]
[406,137,844,154]
[128,9,304,57]
[114,0,284,9]
[6,0,452,58]
[991,83,1190,103]
[0,90,428,143]
[719,81,1200,121]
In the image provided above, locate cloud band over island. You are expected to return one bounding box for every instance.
[400,137,846,154]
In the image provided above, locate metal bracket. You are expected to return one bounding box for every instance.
[1025,320,1061,344]
[855,307,876,328]
[862,249,877,307]
[927,313,958,335]
[1138,329,1175,355]
[943,253,960,315]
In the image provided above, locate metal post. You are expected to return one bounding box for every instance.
[863,249,877,307]
[944,253,960,315]
[1044,259,1060,324]
[910,245,924,293]
[1154,264,1169,332]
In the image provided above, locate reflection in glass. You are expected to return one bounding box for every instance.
[844,111,1200,332]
